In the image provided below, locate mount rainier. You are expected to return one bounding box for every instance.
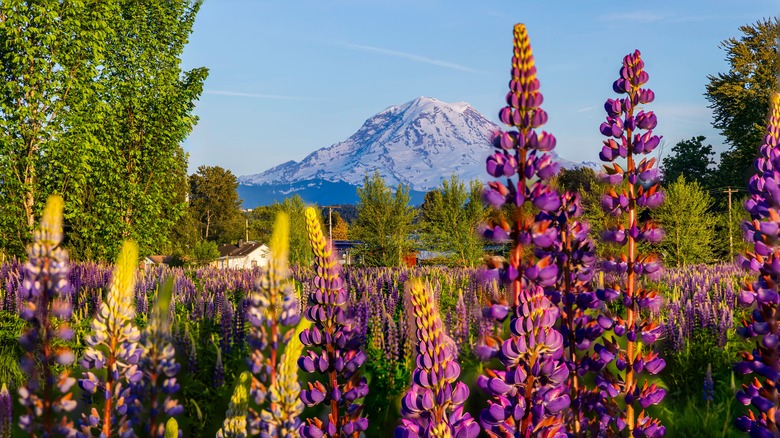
[238,97,597,207]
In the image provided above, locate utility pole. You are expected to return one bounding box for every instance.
[724,187,738,260]
[245,217,249,243]
[325,205,341,248]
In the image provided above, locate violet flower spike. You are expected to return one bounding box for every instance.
[246,212,302,436]
[298,207,368,437]
[735,93,780,435]
[77,240,142,438]
[17,195,78,436]
[396,278,479,438]
[478,23,570,438]
[592,49,667,437]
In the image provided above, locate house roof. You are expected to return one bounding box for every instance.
[218,244,238,258]
[218,242,267,258]
[146,255,172,265]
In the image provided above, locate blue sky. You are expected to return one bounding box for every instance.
[181,0,778,177]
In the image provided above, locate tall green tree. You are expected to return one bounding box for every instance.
[352,172,416,267]
[652,176,718,267]
[189,165,244,243]
[0,1,111,257]
[706,18,779,188]
[420,175,487,267]
[70,0,208,260]
[660,136,716,187]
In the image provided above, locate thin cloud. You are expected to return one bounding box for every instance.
[576,106,597,113]
[340,42,484,74]
[205,90,311,101]
[600,12,664,23]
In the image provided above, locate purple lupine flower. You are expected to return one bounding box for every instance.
[735,93,780,435]
[298,207,368,437]
[245,212,302,436]
[214,341,225,389]
[478,23,569,437]
[17,196,78,436]
[133,278,183,437]
[703,364,714,404]
[77,241,142,437]
[396,279,479,437]
[591,49,666,437]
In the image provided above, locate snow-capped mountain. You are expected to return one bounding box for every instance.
[239,97,597,207]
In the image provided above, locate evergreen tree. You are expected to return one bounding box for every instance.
[653,176,718,267]
[352,172,416,267]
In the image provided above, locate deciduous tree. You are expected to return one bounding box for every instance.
[660,136,716,187]
[0,1,111,257]
[189,165,244,243]
[352,172,416,267]
[419,175,487,267]
[652,175,717,267]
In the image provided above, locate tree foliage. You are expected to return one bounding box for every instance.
[0,0,112,257]
[419,175,487,267]
[352,172,416,267]
[652,176,718,267]
[706,18,779,188]
[246,195,317,266]
[192,240,220,266]
[661,136,716,187]
[0,0,208,261]
[189,165,245,243]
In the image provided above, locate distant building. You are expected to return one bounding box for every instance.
[214,240,269,269]
[143,255,173,267]
[331,240,362,265]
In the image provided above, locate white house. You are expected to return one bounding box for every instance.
[214,241,269,269]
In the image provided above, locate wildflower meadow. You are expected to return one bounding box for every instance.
[2,16,780,438]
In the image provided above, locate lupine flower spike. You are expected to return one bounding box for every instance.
[593,49,666,437]
[217,371,252,438]
[246,211,301,435]
[262,319,311,437]
[478,23,570,438]
[735,92,780,435]
[548,192,602,435]
[17,195,78,436]
[396,278,479,438]
[78,241,143,437]
[134,277,183,437]
[299,207,369,437]
[1,384,11,438]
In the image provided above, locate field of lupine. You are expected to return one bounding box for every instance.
[1,22,779,437]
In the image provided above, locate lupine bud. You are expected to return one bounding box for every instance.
[217,371,252,438]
